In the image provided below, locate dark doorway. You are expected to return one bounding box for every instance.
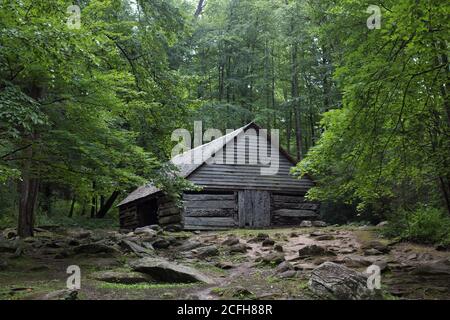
[137,198,158,227]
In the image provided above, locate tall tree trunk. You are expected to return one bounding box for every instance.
[90,181,96,218]
[18,173,39,238]
[68,196,76,218]
[18,85,41,238]
[291,42,302,161]
[194,0,206,17]
[96,191,120,218]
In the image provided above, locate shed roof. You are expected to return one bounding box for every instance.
[117,122,254,207]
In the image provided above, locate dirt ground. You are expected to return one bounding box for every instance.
[0,225,449,300]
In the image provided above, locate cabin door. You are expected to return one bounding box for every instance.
[238,190,271,228]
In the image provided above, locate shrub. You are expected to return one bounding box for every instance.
[383,206,450,245]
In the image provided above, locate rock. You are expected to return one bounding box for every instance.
[68,229,92,240]
[299,221,313,228]
[222,236,239,246]
[164,225,182,232]
[67,239,80,246]
[3,228,17,239]
[292,263,316,271]
[312,221,328,227]
[176,240,203,252]
[262,238,275,247]
[134,227,158,238]
[248,233,269,243]
[120,239,153,256]
[298,245,336,257]
[275,261,294,273]
[195,245,219,258]
[130,258,214,284]
[92,271,153,284]
[42,289,78,300]
[362,241,390,254]
[412,258,450,275]
[289,232,298,237]
[338,248,356,254]
[222,286,253,298]
[215,261,234,270]
[73,243,118,255]
[342,255,373,268]
[435,244,450,251]
[278,270,298,279]
[274,244,284,252]
[193,230,201,235]
[261,252,285,265]
[309,262,378,300]
[229,243,248,254]
[363,248,384,256]
[376,221,389,227]
[0,259,7,270]
[407,253,418,260]
[373,260,389,273]
[0,239,19,253]
[316,235,335,241]
[152,238,170,250]
[148,225,162,232]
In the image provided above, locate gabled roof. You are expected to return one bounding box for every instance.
[118,122,254,207]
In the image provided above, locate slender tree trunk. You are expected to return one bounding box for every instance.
[291,43,302,161]
[90,181,96,218]
[194,0,206,17]
[96,191,120,218]
[18,85,41,238]
[68,196,76,218]
[18,174,39,238]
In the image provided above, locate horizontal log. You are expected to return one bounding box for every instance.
[184,217,237,227]
[273,195,306,203]
[183,194,235,201]
[183,200,236,209]
[273,202,319,211]
[159,214,181,225]
[273,209,319,218]
[184,208,235,217]
[158,207,180,217]
[183,225,232,231]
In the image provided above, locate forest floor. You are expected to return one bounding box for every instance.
[0,225,449,300]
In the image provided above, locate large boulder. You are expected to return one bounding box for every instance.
[129,258,214,284]
[309,262,378,300]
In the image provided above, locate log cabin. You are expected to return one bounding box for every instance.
[117,122,319,231]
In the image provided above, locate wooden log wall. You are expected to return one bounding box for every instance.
[157,197,182,229]
[271,194,319,226]
[119,205,139,230]
[182,193,238,230]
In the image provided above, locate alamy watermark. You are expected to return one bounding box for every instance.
[67,5,81,30]
[366,5,381,30]
[366,264,381,290]
[66,265,81,290]
[171,122,280,176]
